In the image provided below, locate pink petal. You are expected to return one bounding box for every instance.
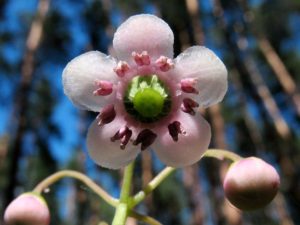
[153,111,211,167]
[174,46,227,108]
[223,157,280,210]
[113,14,174,62]
[4,193,50,225]
[63,51,118,112]
[86,118,140,169]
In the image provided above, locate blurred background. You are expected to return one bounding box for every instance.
[0,0,300,224]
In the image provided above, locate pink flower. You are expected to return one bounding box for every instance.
[63,14,227,169]
[4,193,50,225]
[223,157,280,210]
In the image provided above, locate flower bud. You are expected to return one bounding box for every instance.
[223,157,280,211]
[4,192,50,225]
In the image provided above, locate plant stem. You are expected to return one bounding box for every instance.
[119,161,135,203]
[201,149,243,162]
[33,170,118,207]
[112,203,128,225]
[132,149,239,208]
[132,166,175,207]
[112,161,135,225]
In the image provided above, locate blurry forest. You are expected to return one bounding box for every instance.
[0,0,300,224]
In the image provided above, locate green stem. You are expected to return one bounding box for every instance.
[112,161,135,225]
[33,170,118,207]
[120,161,135,203]
[131,149,240,207]
[201,149,243,162]
[132,166,175,207]
[129,211,163,225]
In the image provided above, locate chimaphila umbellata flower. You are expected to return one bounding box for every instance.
[63,14,227,169]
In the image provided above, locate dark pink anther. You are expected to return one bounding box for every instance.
[155,56,174,72]
[180,78,199,94]
[168,121,186,142]
[132,51,150,66]
[96,104,116,126]
[93,80,113,96]
[181,98,199,115]
[133,129,157,151]
[111,126,132,149]
[114,61,130,77]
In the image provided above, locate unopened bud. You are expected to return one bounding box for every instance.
[223,157,280,211]
[4,192,50,225]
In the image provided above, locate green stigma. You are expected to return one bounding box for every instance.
[124,75,171,123]
[133,88,164,117]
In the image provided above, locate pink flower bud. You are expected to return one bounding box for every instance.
[223,157,280,211]
[4,192,50,225]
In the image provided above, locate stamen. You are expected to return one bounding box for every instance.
[96,104,116,126]
[114,61,130,77]
[93,80,113,96]
[132,51,150,66]
[180,78,199,94]
[168,121,186,142]
[181,98,199,115]
[155,56,174,72]
[111,126,132,150]
[133,129,157,151]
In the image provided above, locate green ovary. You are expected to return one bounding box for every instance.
[124,75,171,123]
[133,88,164,118]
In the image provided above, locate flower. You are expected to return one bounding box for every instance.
[223,157,280,211]
[63,14,227,169]
[4,193,50,225]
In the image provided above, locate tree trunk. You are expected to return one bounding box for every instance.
[230,69,266,151]
[243,53,290,139]
[238,0,300,117]
[212,0,290,140]
[3,0,50,208]
[257,36,300,118]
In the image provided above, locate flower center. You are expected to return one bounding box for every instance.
[124,75,171,123]
[133,88,164,117]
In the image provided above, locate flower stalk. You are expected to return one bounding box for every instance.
[201,149,243,162]
[33,170,118,207]
[112,161,135,225]
[132,166,175,207]
[30,149,243,224]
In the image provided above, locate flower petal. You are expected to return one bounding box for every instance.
[153,112,211,167]
[4,193,50,225]
[63,51,118,112]
[86,118,140,169]
[175,46,228,107]
[113,14,174,62]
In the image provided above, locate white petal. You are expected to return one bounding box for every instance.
[153,112,211,167]
[87,118,140,169]
[175,46,228,107]
[63,51,118,112]
[113,14,174,62]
